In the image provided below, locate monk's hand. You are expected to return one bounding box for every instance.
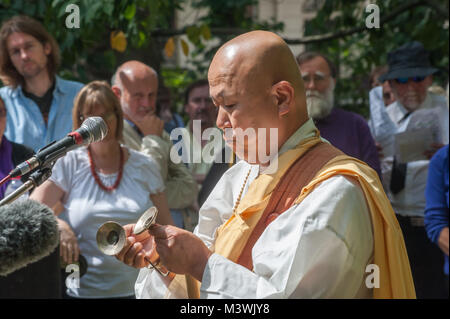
[149,224,212,281]
[115,224,157,269]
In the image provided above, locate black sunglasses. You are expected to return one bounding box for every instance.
[394,76,426,84]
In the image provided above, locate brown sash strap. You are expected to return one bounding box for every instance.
[236,142,344,270]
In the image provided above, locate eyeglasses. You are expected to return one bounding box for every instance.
[394,76,426,84]
[0,108,6,118]
[301,73,330,85]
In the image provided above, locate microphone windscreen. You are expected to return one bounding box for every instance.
[80,116,108,144]
[0,200,59,276]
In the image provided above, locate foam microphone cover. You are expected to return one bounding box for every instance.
[0,199,59,276]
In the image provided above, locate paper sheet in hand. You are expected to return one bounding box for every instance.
[394,128,434,163]
[407,108,442,142]
[368,86,397,157]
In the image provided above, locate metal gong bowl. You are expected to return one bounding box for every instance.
[96,221,126,256]
[133,206,158,235]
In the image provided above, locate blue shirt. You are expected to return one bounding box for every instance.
[424,144,449,276]
[0,76,83,152]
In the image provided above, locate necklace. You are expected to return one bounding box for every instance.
[88,145,124,192]
[232,168,252,214]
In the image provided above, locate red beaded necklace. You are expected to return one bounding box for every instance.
[87,145,124,192]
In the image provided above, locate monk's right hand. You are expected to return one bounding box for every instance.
[115,224,156,269]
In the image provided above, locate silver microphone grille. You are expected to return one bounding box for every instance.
[80,117,108,143]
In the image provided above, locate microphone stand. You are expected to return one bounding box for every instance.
[0,164,55,207]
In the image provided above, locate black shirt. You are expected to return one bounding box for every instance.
[23,82,55,124]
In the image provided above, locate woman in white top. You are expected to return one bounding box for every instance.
[30,81,173,298]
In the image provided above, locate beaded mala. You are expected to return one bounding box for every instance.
[232,168,252,214]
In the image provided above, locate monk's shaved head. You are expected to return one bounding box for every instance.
[209,30,305,111]
[208,31,308,165]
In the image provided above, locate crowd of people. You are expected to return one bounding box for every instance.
[0,15,448,299]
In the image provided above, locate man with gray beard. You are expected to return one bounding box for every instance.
[296,52,381,177]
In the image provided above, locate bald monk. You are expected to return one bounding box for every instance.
[111,61,198,229]
[115,32,415,299]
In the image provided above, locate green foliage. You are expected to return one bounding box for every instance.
[0,0,447,119]
[171,0,284,81]
[161,0,283,110]
[191,0,258,29]
[304,0,449,118]
[161,67,199,114]
[0,0,185,83]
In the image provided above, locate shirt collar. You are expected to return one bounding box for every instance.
[256,118,319,175]
[10,75,62,98]
[278,117,318,156]
[124,118,144,138]
[53,76,67,94]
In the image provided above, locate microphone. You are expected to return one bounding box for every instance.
[0,199,59,276]
[10,117,108,178]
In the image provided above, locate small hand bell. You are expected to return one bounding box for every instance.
[96,207,158,256]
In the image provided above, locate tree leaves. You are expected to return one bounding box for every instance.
[124,4,136,20]
[181,38,189,56]
[304,0,449,117]
[110,30,127,52]
[201,24,211,40]
[164,37,175,57]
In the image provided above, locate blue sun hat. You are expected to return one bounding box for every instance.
[379,41,439,83]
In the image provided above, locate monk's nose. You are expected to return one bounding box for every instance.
[216,106,230,130]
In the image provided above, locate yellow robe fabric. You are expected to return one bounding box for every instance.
[212,135,416,299]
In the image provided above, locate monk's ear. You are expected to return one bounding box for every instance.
[271,81,294,117]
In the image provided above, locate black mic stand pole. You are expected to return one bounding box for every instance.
[0,164,54,207]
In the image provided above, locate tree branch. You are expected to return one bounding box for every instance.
[151,27,248,38]
[285,0,427,44]
[422,0,449,19]
[152,0,447,45]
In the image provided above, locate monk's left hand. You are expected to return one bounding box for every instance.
[149,224,212,281]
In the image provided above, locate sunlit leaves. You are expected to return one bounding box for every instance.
[110,30,127,52]
[164,37,175,57]
[180,38,189,56]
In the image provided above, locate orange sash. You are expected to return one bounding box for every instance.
[184,135,415,299]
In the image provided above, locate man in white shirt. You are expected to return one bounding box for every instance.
[376,41,449,298]
[115,31,414,299]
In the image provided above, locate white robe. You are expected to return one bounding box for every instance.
[135,119,374,298]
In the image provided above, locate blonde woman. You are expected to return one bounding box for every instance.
[31,81,173,298]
